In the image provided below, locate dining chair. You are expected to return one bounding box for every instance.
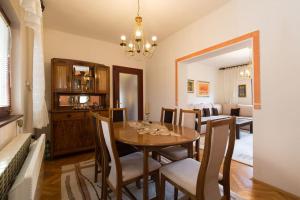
[160,107,177,124]
[156,109,201,162]
[96,115,161,200]
[160,117,236,200]
[109,107,138,156]
[109,107,128,122]
[91,111,103,183]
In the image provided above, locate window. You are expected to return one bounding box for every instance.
[0,8,11,118]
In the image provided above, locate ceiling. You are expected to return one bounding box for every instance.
[43,0,229,43]
[199,48,252,68]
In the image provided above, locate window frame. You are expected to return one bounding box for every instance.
[0,6,11,118]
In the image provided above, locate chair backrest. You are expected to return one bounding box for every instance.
[179,109,201,132]
[196,117,236,200]
[90,112,101,163]
[160,107,177,125]
[96,115,122,189]
[109,108,128,122]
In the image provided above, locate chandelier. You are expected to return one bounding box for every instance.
[120,0,157,57]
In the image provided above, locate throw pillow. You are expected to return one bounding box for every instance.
[230,108,240,116]
[203,108,211,117]
[212,107,219,116]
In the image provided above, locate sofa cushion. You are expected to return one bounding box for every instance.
[238,104,253,117]
[203,108,210,117]
[222,104,237,115]
[212,108,219,116]
[230,108,240,116]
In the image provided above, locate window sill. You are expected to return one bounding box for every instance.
[0,115,23,128]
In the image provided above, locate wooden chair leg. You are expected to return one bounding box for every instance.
[94,161,98,182]
[101,158,108,199]
[136,179,141,189]
[174,187,178,200]
[223,182,231,200]
[152,151,159,160]
[154,171,160,198]
[116,187,122,200]
[160,174,166,200]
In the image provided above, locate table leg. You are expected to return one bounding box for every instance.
[236,125,240,139]
[195,139,200,161]
[143,147,149,200]
[250,122,253,134]
[187,142,193,158]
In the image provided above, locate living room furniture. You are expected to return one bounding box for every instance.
[98,116,162,200]
[156,109,201,162]
[190,103,253,136]
[160,107,177,124]
[50,58,110,158]
[160,117,236,200]
[113,120,200,200]
[236,118,253,139]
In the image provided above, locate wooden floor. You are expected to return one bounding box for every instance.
[40,152,299,200]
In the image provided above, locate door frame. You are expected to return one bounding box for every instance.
[175,31,261,109]
[112,65,143,120]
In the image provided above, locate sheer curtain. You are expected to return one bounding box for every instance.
[20,0,49,128]
[223,67,239,104]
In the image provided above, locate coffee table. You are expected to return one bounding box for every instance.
[236,117,253,139]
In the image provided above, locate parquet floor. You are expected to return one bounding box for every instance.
[40,152,300,200]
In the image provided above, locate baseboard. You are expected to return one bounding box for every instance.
[252,178,300,199]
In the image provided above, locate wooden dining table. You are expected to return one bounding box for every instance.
[113,121,200,200]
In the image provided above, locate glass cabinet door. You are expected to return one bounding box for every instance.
[95,67,108,93]
[53,63,71,92]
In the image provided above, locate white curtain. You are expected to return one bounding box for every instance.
[223,67,239,104]
[20,0,49,128]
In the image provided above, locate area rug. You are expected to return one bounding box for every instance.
[61,160,244,200]
[200,131,253,166]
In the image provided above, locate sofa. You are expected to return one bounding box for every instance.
[188,103,253,134]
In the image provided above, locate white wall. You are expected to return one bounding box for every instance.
[43,29,146,109]
[178,62,221,107]
[146,0,300,196]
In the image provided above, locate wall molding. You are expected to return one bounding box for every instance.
[175,31,261,109]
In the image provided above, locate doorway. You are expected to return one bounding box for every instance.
[175,33,259,166]
[112,66,143,120]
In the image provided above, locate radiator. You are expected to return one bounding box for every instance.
[8,134,45,200]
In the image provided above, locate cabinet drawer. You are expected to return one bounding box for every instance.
[52,112,84,121]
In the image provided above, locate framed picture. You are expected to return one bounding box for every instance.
[238,84,246,97]
[187,79,194,93]
[197,81,210,97]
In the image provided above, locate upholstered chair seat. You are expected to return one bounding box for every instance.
[160,158,224,194]
[157,145,188,161]
[160,158,200,194]
[156,109,201,161]
[108,152,161,188]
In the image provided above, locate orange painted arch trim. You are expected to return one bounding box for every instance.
[175,31,261,110]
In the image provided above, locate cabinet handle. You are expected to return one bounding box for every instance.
[67,114,71,118]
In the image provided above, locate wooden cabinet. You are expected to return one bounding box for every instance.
[51,112,94,156]
[51,58,110,158]
[95,66,109,93]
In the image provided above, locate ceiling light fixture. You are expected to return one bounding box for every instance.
[120,0,157,57]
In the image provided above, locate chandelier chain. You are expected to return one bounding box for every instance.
[137,0,140,16]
